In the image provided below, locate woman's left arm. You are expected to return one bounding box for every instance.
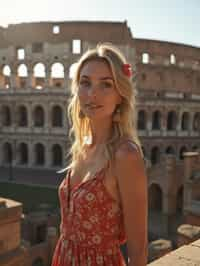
[114,142,148,266]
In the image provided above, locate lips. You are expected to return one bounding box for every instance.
[85,103,103,108]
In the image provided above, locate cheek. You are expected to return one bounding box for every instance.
[78,89,87,101]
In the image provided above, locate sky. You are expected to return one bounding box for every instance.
[0,0,199,48]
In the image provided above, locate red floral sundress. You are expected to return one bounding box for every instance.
[51,162,127,266]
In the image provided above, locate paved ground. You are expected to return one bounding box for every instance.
[0,166,67,187]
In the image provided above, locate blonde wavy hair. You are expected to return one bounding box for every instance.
[59,42,143,173]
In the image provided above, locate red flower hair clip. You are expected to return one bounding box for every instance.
[122,63,132,78]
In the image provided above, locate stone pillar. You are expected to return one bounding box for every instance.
[148,239,172,263]
[45,105,49,133]
[45,142,51,168]
[0,198,23,256]
[189,112,194,136]
[183,152,199,183]
[177,224,200,247]
[163,154,177,215]
[161,113,167,137]
[183,152,200,216]
[12,102,17,131]
[64,62,73,93]
[46,226,59,265]
[27,69,33,89]
[146,111,152,136]
[29,104,34,130]
[45,66,51,88]
[63,65,69,90]
[12,139,17,167]
[28,142,34,168]
[177,111,182,133]
[10,69,17,90]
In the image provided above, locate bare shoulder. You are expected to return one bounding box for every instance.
[113,139,146,180]
[115,139,141,161]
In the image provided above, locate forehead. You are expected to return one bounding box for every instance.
[79,59,113,78]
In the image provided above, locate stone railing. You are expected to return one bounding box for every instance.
[148,238,200,265]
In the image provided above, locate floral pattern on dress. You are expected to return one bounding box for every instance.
[51,166,127,266]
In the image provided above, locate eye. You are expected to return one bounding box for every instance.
[100,81,113,88]
[79,80,90,87]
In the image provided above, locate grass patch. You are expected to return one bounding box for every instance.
[0,181,59,214]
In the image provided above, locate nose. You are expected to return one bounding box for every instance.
[87,83,99,97]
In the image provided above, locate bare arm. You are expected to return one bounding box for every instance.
[114,142,148,266]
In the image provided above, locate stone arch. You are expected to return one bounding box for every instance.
[52,105,63,127]
[18,143,28,164]
[1,105,11,126]
[2,65,11,76]
[33,62,46,89]
[167,111,177,130]
[148,183,163,211]
[2,142,12,164]
[51,62,64,88]
[51,61,64,76]
[179,146,188,160]
[17,105,28,127]
[1,65,11,89]
[34,143,45,165]
[176,186,183,213]
[17,63,28,77]
[166,146,175,155]
[150,146,160,165]
[17,63,28,88]
[193,112,200,131]
[181,112,190,130]
[33,105,45,127]
[152,110,161,130]
[137,110,147,130]
[52,144,63,166]
[33,62,46,77]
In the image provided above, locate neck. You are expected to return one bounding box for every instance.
[88,117,113,148]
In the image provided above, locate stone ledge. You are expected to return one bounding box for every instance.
[148,239,200,265]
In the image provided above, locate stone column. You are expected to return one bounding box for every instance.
[64,62,73,93]
[45,66,51,88]
[10,69,17,90]
[27,69,33,89]
[189,112,194,136]
[183,152,199,183]
[177,111,182,133]
[161,110,168,136]
[46,227,59,265]
[183,152,200,214]
[28,142,35,168]
[45,141,51,168]
[63,65,68,90]
[0,198,23,258]
[146,110,152,136]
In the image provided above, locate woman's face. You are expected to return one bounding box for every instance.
[78,59,122,120]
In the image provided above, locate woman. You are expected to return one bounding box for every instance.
[51,43,148,266]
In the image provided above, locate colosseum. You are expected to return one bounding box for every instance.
[0,21,199,171]
[0,21,200,265]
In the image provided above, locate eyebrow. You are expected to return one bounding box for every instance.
[80,75,114,81]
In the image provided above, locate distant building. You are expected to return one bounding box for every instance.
[0,21,199,171]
